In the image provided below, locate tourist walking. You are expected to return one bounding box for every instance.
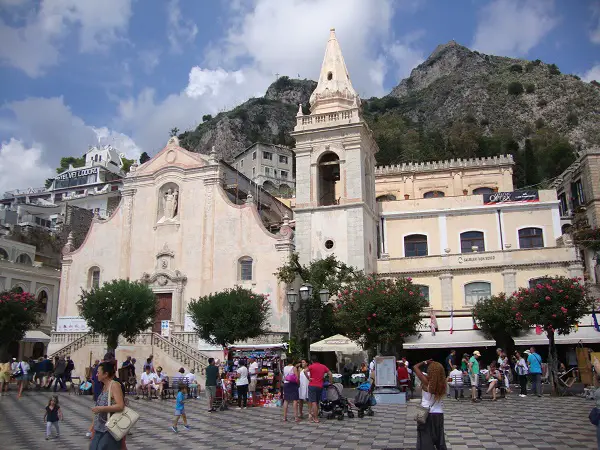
[236,360,249,409]
[171,383,191,432]
[205,358,219,413]
[248,357,259,405]
[0,359,10,393]
[468,351,481,403]
[298,359,309,419]
[89,361,125,450]
[15,357,30,398]
[305,356,333,424]
[282,360,300,422]
[414,360,448,450]
[44,395,62,440]
[527,346,543,397]
[514,351,529,397]
[53,356,67,392]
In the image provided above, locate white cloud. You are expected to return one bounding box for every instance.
[0,0,133,77]
[581,64,600,83]
[0,139,54,193]
[167,0,198,53]
[591,4,600,45]
[472,0,558,57]
[387,31,426,80]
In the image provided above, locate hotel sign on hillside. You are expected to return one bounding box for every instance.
[483,190,539,205]
[56,167,98,181]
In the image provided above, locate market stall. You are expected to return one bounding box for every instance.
[224,344,287,407]
[310,334,367,385]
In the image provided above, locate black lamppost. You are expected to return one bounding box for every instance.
[286,288,298,341]
[299,283,313,357]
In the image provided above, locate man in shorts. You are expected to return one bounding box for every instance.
[468,350,481,402]
[248,357,259,404]
[205,358,219,412]
[305,355,332,423]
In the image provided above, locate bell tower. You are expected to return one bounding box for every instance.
[291,28,378,273]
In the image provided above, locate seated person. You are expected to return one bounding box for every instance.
[185,369,198,398]
[397,361,410,389]
[156,366,168,395]
[485,362,501,401]
[447,364,464,400]
[137,366,160,399]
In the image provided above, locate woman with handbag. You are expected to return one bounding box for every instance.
[90,362,125,450]
[282,361,300,422]
[414,360,448,450]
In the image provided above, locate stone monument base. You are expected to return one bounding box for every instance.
[373,387,406,405]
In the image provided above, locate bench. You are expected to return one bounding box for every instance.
[163,376,189,399]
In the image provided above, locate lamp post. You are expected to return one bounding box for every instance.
[299,283,313,357]
[319,288,330,304]
[286,288,298,341]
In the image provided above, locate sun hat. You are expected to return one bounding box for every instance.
[473,350,481,356]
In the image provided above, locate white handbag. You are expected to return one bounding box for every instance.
[105,381,139,441]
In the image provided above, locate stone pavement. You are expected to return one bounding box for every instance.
[0,389,596,449]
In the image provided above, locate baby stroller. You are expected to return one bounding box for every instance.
[354,382,375,418]
[319,383,354,420]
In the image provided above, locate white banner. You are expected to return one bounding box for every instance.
[161,320,170,337]
[56,316,90,332]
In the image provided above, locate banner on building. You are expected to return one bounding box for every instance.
[161,320,170,337]
[483,190,539,205]
[56,316,90,332]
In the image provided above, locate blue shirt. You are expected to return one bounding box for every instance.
[176,391,185,410]
[528,353,542,374]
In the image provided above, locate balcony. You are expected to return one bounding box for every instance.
[378,245,579,275]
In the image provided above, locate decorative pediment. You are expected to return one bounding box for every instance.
[141,270,187,286]
[132,139,210,177]
[156,243,175,270]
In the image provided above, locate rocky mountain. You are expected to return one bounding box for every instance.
[179,41,600,187]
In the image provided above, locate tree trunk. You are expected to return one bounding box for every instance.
[106,334,119,353]
[547,330,559,396]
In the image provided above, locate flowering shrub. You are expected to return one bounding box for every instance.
[0,290,41,350]
[188,286,270,347]
[473,293,525,354]
[333,276,428,351]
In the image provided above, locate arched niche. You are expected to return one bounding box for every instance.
[157,182,180,223]
[317,152,340,206]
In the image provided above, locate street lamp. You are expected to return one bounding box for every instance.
[286,289,298,341]
[319,288,330,303]
[299,283,313,301]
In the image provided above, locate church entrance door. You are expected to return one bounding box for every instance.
[153,293,173,334]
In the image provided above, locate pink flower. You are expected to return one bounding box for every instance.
[372,313,377,317]
[533,303,539,308]
[551,279,557,284]
[409,291,414,295]
[407,277,412,282]
[565,295,569,299]
[558,290,563,293]
[545,296,550,300]
[552,314,557,318]
[536,284,543,289]
[343,290,349,294]
[368,328,371,332]
[561,307,568,313]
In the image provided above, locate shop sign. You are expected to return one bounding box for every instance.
[56,167,98,181]
[457,255,496,264]
[483,190,539,205]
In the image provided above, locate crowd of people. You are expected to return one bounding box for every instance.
[0,355,75,398]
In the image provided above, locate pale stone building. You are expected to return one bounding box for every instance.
[233,143,295,194]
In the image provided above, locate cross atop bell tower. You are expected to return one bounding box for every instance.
[309,28,359,115]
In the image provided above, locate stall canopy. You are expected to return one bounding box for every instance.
[514,324,600,346]
[402,316,495,350]
[310,334,363,354]
[22,330,51,343]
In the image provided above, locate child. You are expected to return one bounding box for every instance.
[43,396,62,440]
[171,383,190,432]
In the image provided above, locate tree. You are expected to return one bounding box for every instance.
[333,275,428,354]
[169,127,180,137]
[275,253,359,356]
[55,156,86,174]
[525,83,536,94]
[121,157,135,173]
[473,293,525,357]
[187,286,270,347]
[523,139,540,187]
[508,82,524,95]
[78,279,157,351]
[514,276,594,395]
[139,152,151,164]
[0,290,41,359]
[202,114,213,122]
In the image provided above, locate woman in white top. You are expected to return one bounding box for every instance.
[298,359,310,420]
[414,359,448,450]
[16,358,30,399]
[282,361,300,422]
[235,361,249,409]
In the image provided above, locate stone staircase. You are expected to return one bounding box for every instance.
[49,331,211,379]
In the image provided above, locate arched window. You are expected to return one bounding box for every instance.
[88,266,101,289]
[404,234,428,257]
[473,187,495,195]
[37,290,48,312]
[519,227,544,249]
[0,247,8,260]
[376,194,397,202]
[460,231,485,253]
[423,191,445,198]
[318,152,340,206]
[16,254,32,265]
[529,277,552,289]
[239,257,253,281]
[464,282,491,306]
[415,285,430,306]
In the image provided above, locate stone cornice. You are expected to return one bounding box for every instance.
[376,155,514,176]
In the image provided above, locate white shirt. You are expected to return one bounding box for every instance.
[236,366,249,385]
[11,361,18,372]
[185,372,196,384]
[141,372,157,385]
[449,369,463,386]
[249,362,259,380]
[283,365,294,383]
[421,390,444,413]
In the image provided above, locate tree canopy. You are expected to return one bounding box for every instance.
[0,290,42,359]
[333,275,428,353]
[187,286,270,347]
[78,279,157,351]
[139,152,151,164]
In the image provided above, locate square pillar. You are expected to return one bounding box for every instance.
[439,273,454,310]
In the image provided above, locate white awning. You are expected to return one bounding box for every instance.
[514,326,600,346]
[403,330,495,349]
[22,330,50,343]
[310,334,364,354]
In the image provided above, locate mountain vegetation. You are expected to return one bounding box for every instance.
[178,41,600,189]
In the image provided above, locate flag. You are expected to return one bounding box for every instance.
[472,312,479,330]
[593,310,600,332]
[449,307,454,335]
[430,310,438,336]
[535,325,543,335]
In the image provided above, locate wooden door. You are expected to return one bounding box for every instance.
[153,293,173,334]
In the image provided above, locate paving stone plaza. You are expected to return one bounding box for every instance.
[0,390,596,449]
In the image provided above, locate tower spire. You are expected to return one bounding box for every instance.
[309,28,359,114]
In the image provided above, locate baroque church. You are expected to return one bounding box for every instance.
[50,29,592,374]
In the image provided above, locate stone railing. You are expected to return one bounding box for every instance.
[50,333,102,359]
[50,332,90,347]
[297,109,356,127]
[166,334,211,369]
[172,332,198,346]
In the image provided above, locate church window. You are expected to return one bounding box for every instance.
[16,253,32,265]
[519,227,544,249]
[473,187,494,195]
[239,257,253,281]
[88,267,101,289]
[324,239,334,250]
[423,191,445,198]
[404,234,428,257]
[37,290,48,312]
[460,231,485,253]
[317,152,340,206]
[327,71,333,81]
[464,282,491,306]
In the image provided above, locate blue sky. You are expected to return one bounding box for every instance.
[0,0,599,193]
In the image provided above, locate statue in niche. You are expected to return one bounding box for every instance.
[162,188,179,220]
